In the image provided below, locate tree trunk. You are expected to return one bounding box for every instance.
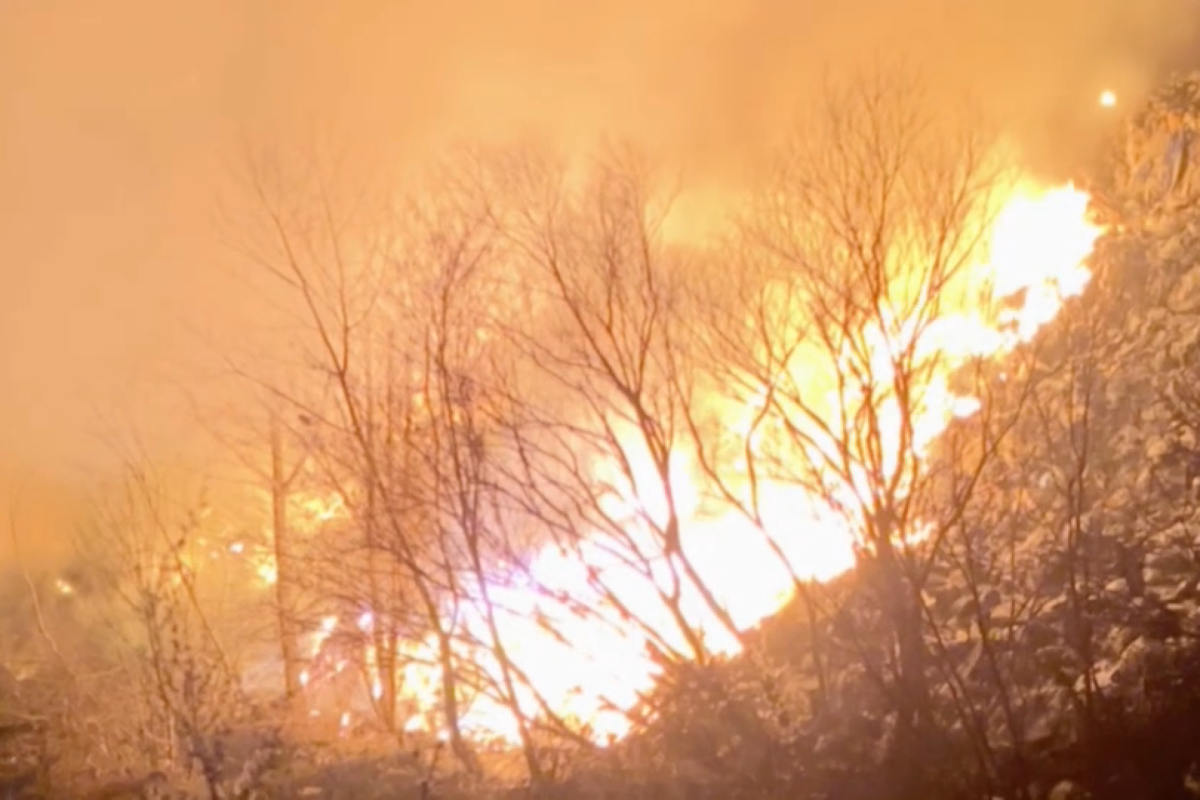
[474,562,543,782]
[373,625,398,731]
[271,415,305,713]
[873,524,933,799]
[434,625,478,773]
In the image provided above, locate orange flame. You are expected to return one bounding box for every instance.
[285,178,1103,746]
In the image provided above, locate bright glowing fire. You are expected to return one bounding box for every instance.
[274,177,1103,746]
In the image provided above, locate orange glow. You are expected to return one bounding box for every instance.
[291,177,1104,746]
[254,558,278,587]
[987,182,1099,339]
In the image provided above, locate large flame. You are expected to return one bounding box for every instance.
[285,177,1103,745]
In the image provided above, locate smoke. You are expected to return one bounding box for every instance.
[223,0,1200,178]
[0,0,1197,479]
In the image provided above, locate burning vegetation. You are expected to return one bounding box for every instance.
[6,64,1200,800]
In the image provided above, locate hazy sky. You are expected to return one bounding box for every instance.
[1,0,1198,480]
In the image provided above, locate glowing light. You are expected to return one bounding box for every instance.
[488,179,1100,741]
[304,614,339,663]
[986,182,1100,341]
[296,175,1104,747]
[293,492,345,524]
[54,578,74,596]
[255,560,277,586]
[229,541,244,554]
[1099,89,1117,108]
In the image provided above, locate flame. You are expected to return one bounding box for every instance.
[236,492,347,589]
[1099,89,1117,108]
[254,557,278,587]
[295,178,1103,746]
[298,493,345,523]
[987,182,1099,339]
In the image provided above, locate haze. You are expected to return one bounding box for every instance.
[0,0,1197,488]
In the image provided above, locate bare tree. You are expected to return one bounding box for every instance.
[186,393,313,715]
[232,140,721,778]
[405,192,554,777]
[230,149,493,771]
[79,451,272,798]
[265,412,309,713]
[684,64,1017,797]
[476,143,744,673]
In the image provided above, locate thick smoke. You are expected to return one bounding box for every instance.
[222,0,1200,179]
[0,0,1197,476]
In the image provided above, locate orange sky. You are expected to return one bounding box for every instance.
[0,0,1197,482]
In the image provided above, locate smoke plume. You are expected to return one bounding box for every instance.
[0,0,1196,472]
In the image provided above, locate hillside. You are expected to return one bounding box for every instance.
[555,72,1200,800]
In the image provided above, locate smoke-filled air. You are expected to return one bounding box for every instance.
[4,1,1200,798]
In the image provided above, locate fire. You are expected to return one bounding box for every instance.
[290,177,1103,747]
[986,182,1099,340]
[1099,89,1118,108]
